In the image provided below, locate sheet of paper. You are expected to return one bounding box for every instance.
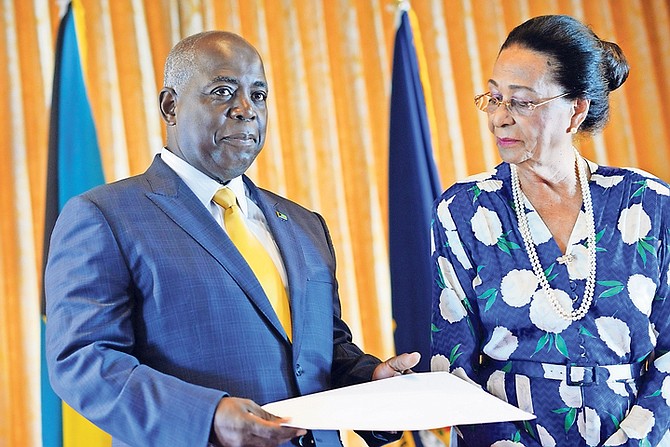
[262,371,535,431]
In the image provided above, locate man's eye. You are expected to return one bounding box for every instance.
[252,91,267,102]
[213,87,232,97]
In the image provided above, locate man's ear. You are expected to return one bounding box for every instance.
[159,87,177,126]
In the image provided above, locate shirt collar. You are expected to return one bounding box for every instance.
[160,148,248,214]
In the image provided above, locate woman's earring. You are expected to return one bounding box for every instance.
[570,127,578,134]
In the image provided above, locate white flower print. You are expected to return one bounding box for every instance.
[647,179,670,196]
[595,316,631,357]
[661,376,670,406]
[437,196,457,230]
[430,354,450,372]
[529,289,572,333]
[515,375,533,414]
[627,274,656,316]
[577,407,601,446]
[537,425,556,447]
[472,271,482,288]
[437,257,467,322]
[439,287,466,323]
[491,441,525,447]
[568,210,590,244]
[565,244,590,280]
[617,204,651,244]
[559,379,583,408]
[500,269,538,307]
[526,209,552,245]
[471,206,503,246]
[483,326,519,360]
[606,380,630,398]
[591,173,624,188]
[478,179,503,192]
[619,405,655,439]
[603,429,628,445]
[437,197,472,270]
[649,321,658,347]
[655,352,670,373]
[486,370,508,402]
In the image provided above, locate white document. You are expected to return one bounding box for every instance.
[262,371,535,431]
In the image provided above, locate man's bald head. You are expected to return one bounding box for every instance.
[163,31,258,93]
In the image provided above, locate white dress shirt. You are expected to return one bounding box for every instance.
[160,148,288,288]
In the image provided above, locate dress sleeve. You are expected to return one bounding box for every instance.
[604,193,670,447]
[430,192,483,383]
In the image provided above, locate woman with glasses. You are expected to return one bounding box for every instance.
[431,15,670,446]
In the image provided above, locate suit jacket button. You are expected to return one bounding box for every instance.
[295,364,304,376]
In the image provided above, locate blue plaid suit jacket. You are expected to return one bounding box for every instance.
[45,156,381,447]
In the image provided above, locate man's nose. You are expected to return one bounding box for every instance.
[228,95,256,121]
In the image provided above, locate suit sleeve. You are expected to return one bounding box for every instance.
[310,213,402,447]
[308,212,381,386]
[45,195,225,447]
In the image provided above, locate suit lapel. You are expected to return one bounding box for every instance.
[143,157,289,342]
[246,177,308,353]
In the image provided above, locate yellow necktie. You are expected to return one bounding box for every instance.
[213,187,291,340]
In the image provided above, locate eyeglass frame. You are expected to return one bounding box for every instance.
[474,91,571,116]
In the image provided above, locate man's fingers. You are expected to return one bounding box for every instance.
[246,405,282,422]
[247,413,307,443]
[373,352,422,380]
[213,397,306,446]
[387,352,421,373]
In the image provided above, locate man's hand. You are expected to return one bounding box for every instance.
[372,352,421,380]
[211,397,307,447]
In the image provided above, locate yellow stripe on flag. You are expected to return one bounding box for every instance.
[71,0,88,79]
[407,8,439,165]
[63,402,111,447]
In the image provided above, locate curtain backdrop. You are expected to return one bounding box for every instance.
[2,0,669,445]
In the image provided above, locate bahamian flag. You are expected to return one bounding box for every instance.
[42,1,111,446]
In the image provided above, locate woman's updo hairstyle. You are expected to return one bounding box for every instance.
[501,15,629,133]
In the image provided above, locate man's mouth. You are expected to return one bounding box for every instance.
[222,133,257,144]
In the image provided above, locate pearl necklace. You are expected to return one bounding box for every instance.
[510,148,597,321]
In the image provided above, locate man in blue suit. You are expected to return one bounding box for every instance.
[45,31,419,447]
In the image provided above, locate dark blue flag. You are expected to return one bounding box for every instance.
[389,9,442,374]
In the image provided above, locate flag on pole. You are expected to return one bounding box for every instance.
[42,1,111,446]
[389,3,442,374]
[388,4,449,446]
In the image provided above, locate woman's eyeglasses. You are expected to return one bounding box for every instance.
[474,91,570,117]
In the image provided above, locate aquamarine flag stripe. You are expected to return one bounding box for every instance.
[41,319,61,447]
[42,2,105,445]
[56,4,104,208]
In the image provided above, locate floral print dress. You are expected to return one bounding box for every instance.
[431,159,670,447]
